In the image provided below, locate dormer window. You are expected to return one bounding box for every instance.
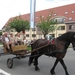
[72,10,74,13]
[36,17,38,18]
[65,12,68,14]
[42,16,44,18]
[49,15,51,16]
[64,18,66,21]
[69,17,72,20]
[54,14,56,16]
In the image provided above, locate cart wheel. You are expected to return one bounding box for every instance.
[7,58,13,69]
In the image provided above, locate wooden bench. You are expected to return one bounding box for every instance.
[4,45,27,53]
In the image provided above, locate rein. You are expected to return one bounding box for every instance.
[25,49,64,58]
[26,40,64,56]
[26,40,51,54]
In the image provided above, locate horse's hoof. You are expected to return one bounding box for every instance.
[35,67,40,71]
[51,72,56,75]
[50,70,55,75]
[66,74,69,75]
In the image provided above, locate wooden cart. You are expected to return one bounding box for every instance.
[0,43,50,69]
[0,44,29,68]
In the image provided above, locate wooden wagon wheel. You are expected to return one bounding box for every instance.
[7,58,13,69]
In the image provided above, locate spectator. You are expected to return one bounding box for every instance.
[45,34,52,40]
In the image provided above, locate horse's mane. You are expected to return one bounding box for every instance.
[56,32,75,41]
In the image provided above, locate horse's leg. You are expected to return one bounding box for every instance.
[59,59,69,75]
[34,56,40,71]
[50,58,59,75]
[29,53,34,66]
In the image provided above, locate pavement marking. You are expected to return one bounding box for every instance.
[0,69,11,75]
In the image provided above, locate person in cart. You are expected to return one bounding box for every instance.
[2,32,12,52]
[14,33,23,45]
[10,33,16,46]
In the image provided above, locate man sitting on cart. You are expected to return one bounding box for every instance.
[2,32,13,52]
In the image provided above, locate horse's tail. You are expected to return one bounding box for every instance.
[29,53,34,66]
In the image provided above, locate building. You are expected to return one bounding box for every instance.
[2,3,75,40]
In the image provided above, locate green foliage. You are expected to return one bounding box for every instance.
[8,16,30,32]
[0,31,2,36]
[38,11,57,37]
[27,46,31,51]
[5,26,12,32]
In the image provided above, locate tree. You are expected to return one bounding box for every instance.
[0,31,2,36]
[5,25,11,32]
[38,11,57,38]
[8,16,30,33]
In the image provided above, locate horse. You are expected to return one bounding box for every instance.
[28,32,75,75]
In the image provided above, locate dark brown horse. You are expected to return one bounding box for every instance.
[29,32,75,75]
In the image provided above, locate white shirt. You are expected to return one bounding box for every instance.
[24,40,27,44]
[5,37,9,42]
[46,35,50,40]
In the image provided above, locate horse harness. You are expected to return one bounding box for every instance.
[29,39,65,57]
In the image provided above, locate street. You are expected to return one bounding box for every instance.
[0,46,75,75]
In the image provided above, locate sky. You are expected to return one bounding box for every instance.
[0,0,75,30]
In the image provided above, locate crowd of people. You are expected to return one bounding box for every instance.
[1,32,28,52]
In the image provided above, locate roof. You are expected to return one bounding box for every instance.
[35,3,75,22]
[2,3,75,29]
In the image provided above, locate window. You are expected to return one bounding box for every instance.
[42,16,44,18]
[69,25,73,30]
[54,14,56,16]
[65,12,68,14]
[11,30,14,32]
[53,19,57,22]
[32,28,36,31]
[58,26,65,30]
[32,34,36,37]
[26,34,29,37]
[55,18,64,23]
[64,18,66,21]
[49,14,51,16]
[2,30,5,32]
[36,16,38,18]
[69,17,72,20]
[72,10,74,13]
[39,35,42,39]
[58,19,64,23]
[50,34,55,38]
[37,27,41,31]
[26,30,29,31]
[58,34,62,36]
